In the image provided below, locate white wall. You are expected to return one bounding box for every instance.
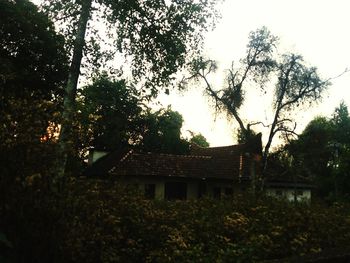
[266,188,311,202]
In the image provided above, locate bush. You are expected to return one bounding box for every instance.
[1,178,350,262]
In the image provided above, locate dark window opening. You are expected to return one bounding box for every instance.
[126,184,139,193]
[213,187,221,199]
[296,190,303,196]
[145,184,155,199]
[198,182,207,198]
[225,187,233,196]
[165,182,187,200]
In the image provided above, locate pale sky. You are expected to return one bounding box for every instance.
[159,0,350,148]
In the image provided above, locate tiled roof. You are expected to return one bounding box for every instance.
[83,135,263,180]
[84,151,250,181]
[110,153,214,178]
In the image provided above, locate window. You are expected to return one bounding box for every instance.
[225,187,233,196]
[198,182,207,198]
[213,187,221,199]
[145,184,155,199]
[296,190,303,196]
[165,182,187,200]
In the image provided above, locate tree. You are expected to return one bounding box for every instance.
[0,0,68,180]
[140,107,190,154]
[190,133,210,148]
[286,103,350,200]
[77,75,144,153]
[0,4,69,258]
[76,77,196,158]
[187,27,329,176]
[41,0,220,186]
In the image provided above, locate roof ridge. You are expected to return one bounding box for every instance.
[120,149,134,162]
[132,152,212,159]
[195,144,244,149]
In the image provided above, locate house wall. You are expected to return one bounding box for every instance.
[155,182,165,200]
[266,188,311,202]
[114,175,241,200]
[117,176,200,200]
[206,182,240,198]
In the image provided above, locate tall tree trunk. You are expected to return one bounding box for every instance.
[53,0,92,192]
[262,58,297,174]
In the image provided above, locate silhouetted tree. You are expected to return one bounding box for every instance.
[0,0,68,180]
[140,107,190,154]
[76,75,143,152]
[287,102,350,200]
[187,27,329,177]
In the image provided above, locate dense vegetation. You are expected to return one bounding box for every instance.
[270,102,350,201]
[2,180,350,262]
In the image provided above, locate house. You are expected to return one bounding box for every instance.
[83,135,263,200]
[83,134,313,201]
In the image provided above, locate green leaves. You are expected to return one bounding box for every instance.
[43,0,219,95]
[287,103,350,200]
[140,107,190,154]
[76,75,205,155]
[0,0,68,99]
[190,133,210,148]
[77,75,143,151]
[0,0,68,181]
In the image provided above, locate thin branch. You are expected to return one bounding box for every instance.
[275,118,293,125]
[196,71,247,133]
[324,67,350,83]
[248,121,270,128]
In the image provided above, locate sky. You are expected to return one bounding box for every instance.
[159,0,350,148]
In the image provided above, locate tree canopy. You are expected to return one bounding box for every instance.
[140,107,190,154]
[43,0,219,91]
[190,133,210,148]
[0,0,68,180]
[77,75,143,151]
[76,76,206,157]
[284,102,350,200]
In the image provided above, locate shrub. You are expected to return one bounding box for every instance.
[1,178,350,262]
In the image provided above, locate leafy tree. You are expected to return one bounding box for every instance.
[187,27,329,175]
[77,75,143,153]
[236,127,257,144]
[140,107,190,154]
[0,0,68,180]
[190,133,210,147]
[0,3,68,258]
[41,0,220,185]
[287,102,350,200]
[331,101,350,144]
[76,77,193,157]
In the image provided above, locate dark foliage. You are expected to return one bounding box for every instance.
[1,179,350,262]
[0,0,68,180]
